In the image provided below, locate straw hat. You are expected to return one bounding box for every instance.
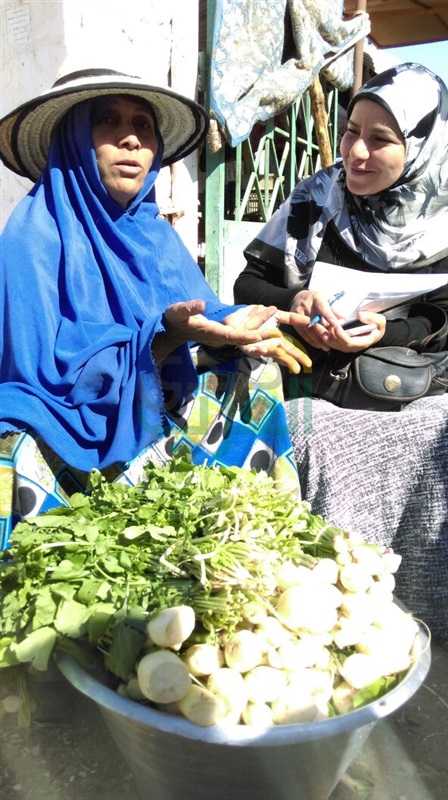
[0,59,209,182]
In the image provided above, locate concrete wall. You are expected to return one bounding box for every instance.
[0,0,202,257]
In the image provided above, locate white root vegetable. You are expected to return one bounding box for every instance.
[244,665,287,704]
[350,545,385,576]
[379,549,402,574]
[366,583,394,607]
[371,602,419,650]
[275,585,339,634]
[338,563,373,594]
[332,681,356,715]
[177,684,226,726]
[356,630,412,675]
[242,702,274,727]
[372,571,396,593]
[339,653,385,689]
[277,638,328,671]
[339,591,378,624]
[312,558,339,584]
[264,646,283,669]
[206,667,249,717]
[256,616,291,648]
[271,687,328,724]
[275,562,314,590]
[146,605,195,648]
[137,650,191,703]
[332,618,369,649]
[183,644,225,677]
[241,603,268,625]
[287,668,334,702]
[224,629,264,672]
[126,676,147,701]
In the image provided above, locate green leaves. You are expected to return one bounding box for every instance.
[10,627,57,671]
[0,454,357,686]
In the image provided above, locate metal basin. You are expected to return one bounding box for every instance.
[56,626,430,800]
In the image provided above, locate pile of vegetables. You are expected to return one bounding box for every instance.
[0,455,421,727]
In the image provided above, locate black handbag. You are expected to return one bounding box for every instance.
[285,302,448,411]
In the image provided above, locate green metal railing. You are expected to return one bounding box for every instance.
[203,0,339,294]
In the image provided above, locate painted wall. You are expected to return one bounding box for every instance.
[0,0,202,257]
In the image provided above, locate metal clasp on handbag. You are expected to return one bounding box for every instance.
[329,368,350,381]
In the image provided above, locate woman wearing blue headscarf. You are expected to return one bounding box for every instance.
[0,62,310,546]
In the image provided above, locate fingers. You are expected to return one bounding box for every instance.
[242,330,312,372]
[276,309,309,328]
[224,304,279,331]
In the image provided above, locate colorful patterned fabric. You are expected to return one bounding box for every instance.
[0,353,300,551]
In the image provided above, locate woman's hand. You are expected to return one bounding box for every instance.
[321,312,386,352]
[153,301,312,373]
[289,290,386,352]
[152,301,269,364]
[223,305,312,373]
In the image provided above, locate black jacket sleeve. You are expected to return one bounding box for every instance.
[234,256,298,309]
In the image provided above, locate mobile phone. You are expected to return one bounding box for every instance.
[344,323,377,337]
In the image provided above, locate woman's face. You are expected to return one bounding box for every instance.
[91,95,158,207]
[340,99,406,195]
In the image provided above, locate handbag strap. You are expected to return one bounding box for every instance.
[384,301,448,351]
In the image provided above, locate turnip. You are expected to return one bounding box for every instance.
[277,638,328,671]
[312,557,339,584]
[255,616,291,648]
[339,591,378,625]
[332,681,356,715]
[183,643,225,677]
[338,563,373,593]
[264,645,283,669]
[372,571,396,593]
[287,668,334,702]
[206,667,249,717]
[177,684,226,726]
[275,585,339,634]
[224,629,264,672]
[332,618,369,649]
[125,675,147,701]
[350,545,385,576]
[146,605,195,648]
[275,562,313,590]
[379,548,402,574]
[370,605,419,657]
[137,650,191,703]
[339,652,385,689]
[366,582,394,608]
[356,628,412,675]
[244,665,287,704]
[242,701,274,726]
[271,686,327,724]
[241,603,268,625]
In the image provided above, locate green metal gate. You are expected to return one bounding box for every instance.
[203,1,339,302]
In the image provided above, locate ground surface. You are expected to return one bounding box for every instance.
[1,639,447,800]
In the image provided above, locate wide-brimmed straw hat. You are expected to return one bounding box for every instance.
[0,61,209,182]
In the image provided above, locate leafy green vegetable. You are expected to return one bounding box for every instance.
[1,455,344,681]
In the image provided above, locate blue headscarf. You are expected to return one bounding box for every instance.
[0,99,234,470]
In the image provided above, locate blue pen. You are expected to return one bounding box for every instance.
[307,291,346,328]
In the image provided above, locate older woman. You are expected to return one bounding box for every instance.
[0,60,310,546]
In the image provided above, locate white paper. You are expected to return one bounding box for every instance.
[308,262,448,322]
